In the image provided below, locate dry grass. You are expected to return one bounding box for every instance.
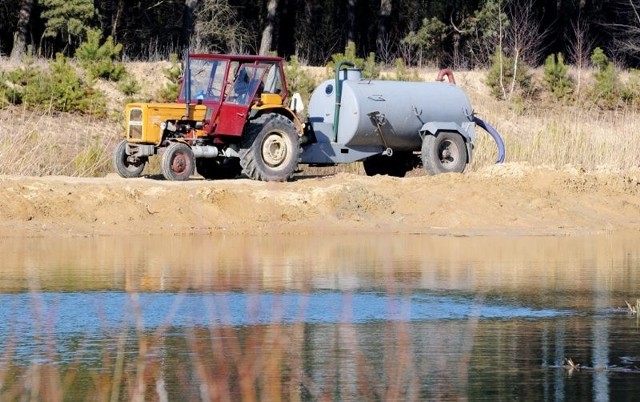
[0,106,121,177]
[469,95,640,172]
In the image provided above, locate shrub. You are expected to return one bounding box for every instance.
[0,74,8,108]
[1,54,106,116]
[76,29,126,82]
[48,53,107,115]
[622,69,640,108]
[326,42,364,75]
[543,53,574,100]
[589,47,623,109]
[326,43,381,79]
[362,52,382,79]
[0,58,44,106]
[118,76,141,96]
[486,50,533,101]
[392,58,420,81]
[0,71,24,106]
[284,56,317,104]
[43,54,87,112]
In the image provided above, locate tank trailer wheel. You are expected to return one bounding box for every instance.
[113,140,147,178]
[196,158,242,180]
[422,132,467,175]
[161,142,195,181]
[240,114,300,182]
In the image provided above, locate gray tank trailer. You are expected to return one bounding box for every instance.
[300,62,505,176]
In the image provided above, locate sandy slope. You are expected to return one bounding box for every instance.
[1,163,639,238]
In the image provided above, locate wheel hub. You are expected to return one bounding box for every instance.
[439,141,458,164]
[262,133,288,167]
[172,153,188,173]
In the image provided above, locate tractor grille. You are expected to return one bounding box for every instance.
[128,108,143,139]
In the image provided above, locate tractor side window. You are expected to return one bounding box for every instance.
[226,66,267,105]
[222,61,240,98]
[263,64,284,95]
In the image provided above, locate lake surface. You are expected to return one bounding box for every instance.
[1,232,640,400]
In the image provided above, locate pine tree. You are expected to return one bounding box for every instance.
[41,0,96,46]
[543,53,574,100]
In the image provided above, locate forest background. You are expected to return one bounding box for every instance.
[3,0,640,69]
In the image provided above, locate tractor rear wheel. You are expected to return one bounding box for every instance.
[421,132,467,175]
[196,157,242,180]
[113,140,147,178]
[239,113,300,182]
[161,142,195,181]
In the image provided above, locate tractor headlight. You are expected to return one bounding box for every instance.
[128,108,143,139]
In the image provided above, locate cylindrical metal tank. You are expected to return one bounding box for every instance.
[308,75,475,151]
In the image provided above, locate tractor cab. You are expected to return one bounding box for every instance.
[177,54,290,137]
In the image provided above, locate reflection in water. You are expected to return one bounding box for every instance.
[1,232,639,296]
[0,232,639,400]
[0,291,568,365]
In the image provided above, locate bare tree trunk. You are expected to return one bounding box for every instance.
[10,0,34,61]
[509,48,520,98]
[507,0,547,66]
[376,0,392,53]
[498,7,507,100]
[111,0,125,39]
[630,0,640,24]
[346,0,356,48]
[568,17,593,97]
[259,0,278,55]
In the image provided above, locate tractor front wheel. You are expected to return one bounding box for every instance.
[113,140,147,178]
[421,132,467,175]
[161,142,195,181]
[239,114,300,182]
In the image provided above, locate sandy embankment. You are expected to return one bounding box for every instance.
[1,163,639,238]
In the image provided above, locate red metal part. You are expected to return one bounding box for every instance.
[436,68,456,84]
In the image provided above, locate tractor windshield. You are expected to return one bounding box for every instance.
[180,58,228,102]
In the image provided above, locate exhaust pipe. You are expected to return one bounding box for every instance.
[192,145,219,158]
[184,48,191,118]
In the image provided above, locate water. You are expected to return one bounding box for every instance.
[1,233,640,400]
